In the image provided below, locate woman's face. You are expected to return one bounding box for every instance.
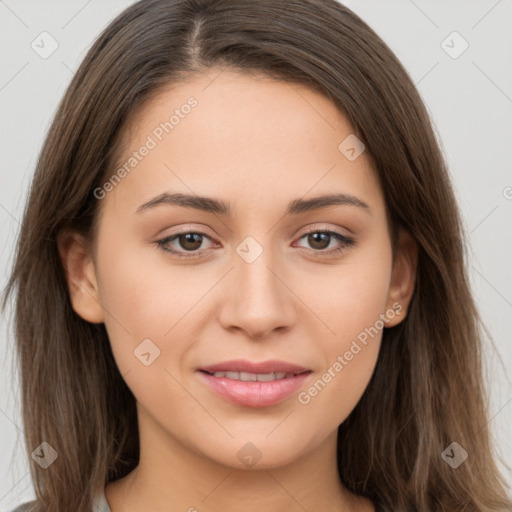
[62,69,415,470]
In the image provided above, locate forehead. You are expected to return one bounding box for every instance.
[100,69,383,221]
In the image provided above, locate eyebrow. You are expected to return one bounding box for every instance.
[135,192,371,216]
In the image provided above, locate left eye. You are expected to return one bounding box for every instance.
[156,229,355,259]
[294,230,354,253]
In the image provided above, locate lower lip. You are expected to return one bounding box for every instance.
[197,371,312,408]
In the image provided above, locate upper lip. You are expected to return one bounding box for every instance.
[199,359,311,374]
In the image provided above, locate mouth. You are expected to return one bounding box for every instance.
[199,369,310,381]
[197,359,312,408]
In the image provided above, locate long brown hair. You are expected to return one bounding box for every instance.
[3,1,511,510]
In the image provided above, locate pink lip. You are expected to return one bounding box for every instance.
[197,359,312,408]
[200,359,310,374]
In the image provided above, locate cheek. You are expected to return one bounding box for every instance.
[295,237,392,419]
[302,230,392,343]
[95,215,203,331]
[93,226,194,376]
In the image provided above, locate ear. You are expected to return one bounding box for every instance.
[384,229,418,328]
[57,230,105,324]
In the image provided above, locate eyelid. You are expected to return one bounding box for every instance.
[297,224,352,238]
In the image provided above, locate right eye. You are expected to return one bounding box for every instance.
[156,230,217,259]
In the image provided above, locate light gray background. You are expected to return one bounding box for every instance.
[1,0,511,509]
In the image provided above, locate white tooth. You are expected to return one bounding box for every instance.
[256,372,275,382]
[240,372,258,381]
[212,371,296,381]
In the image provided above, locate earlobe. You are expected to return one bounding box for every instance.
[384,229,418,328]
[57,230,105,324]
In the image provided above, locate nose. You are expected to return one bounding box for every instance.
[217,248,297,339]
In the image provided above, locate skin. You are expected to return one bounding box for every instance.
[58,68,417,512]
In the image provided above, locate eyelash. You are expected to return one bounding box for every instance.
[155,228,355,259]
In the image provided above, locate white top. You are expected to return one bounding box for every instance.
[93,490,112,512]
[11,491,111,512]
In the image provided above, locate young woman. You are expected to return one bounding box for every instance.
[3,0,511,511]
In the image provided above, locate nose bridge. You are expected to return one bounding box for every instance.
[219,233,296,337]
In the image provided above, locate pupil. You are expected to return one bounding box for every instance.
[309,233,329,250]
[180,233,202,251]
